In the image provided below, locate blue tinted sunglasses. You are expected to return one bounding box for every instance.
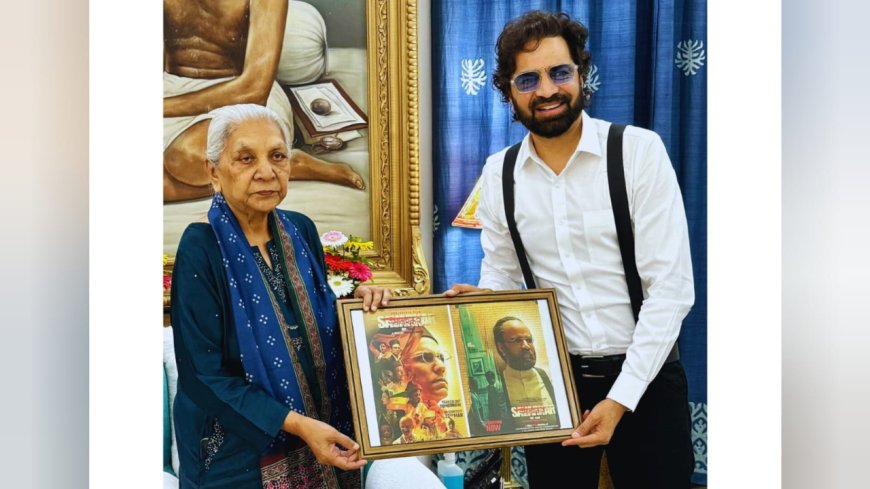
[511,64,579,93]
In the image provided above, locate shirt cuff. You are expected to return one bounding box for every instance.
[606,371,650,412]
[478,274,517,291]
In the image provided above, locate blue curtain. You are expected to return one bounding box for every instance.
[432,1,707,485]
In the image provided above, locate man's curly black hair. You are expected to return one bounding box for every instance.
[492,11,593,105]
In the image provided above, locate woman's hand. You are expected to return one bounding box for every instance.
[283,411,367,470]
[354,285,391,312]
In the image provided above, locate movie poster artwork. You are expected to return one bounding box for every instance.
[358,305,469,447]
[345,293,576,453]
[452,300,565,435]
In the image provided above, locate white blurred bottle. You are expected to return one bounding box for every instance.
[437,452,465,489]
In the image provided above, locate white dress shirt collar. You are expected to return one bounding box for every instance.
[517,111,604,177]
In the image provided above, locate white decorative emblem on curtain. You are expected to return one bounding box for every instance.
[584,64,601,93]
[461,58,487,95]
[675,40,706,76]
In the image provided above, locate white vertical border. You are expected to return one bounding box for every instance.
[418,0,434,271]
[91,0,164,487]
[708,0,781,487]
[537,298,573,429]
[351,309,381,447]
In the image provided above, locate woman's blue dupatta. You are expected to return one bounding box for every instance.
[207,193,354,487]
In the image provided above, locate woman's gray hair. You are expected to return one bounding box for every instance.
[205,104,292,165]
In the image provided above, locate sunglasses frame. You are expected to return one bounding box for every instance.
[410,351,450,364]
[510,63,580,93]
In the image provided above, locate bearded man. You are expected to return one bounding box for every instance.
[446,10,695,489]
[492,317,557,432]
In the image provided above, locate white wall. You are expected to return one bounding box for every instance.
[418,0,434,283]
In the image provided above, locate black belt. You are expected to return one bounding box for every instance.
[573,343,680,378]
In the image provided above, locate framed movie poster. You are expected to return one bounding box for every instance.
[336,289,581,459]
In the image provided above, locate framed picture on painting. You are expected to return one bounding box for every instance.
[336,289,581,459]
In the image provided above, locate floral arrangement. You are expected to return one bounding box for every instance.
[320,231,374,298]
[163,254,172,292]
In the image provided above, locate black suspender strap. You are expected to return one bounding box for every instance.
[501,127,641,319]
[607,124,680,360]
[606,123,643,323]
[502,125,679,361]
[501,142,537,289]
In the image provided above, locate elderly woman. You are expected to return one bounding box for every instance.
[170,104,389,489]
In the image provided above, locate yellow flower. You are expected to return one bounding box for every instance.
[344,239,374,252]
[163,254,170,266]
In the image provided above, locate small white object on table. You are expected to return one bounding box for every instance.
[365,456,446,489]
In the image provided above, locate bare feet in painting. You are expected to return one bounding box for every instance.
[290,150,366,190]
[164,167,214,202]
[163,122,366,203]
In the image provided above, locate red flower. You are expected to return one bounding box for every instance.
[324,253,352,272]
[348,262,372,282]
[163,275,172,290]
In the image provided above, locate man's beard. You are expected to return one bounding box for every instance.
[506,350,537,371]
[513,92,584,138]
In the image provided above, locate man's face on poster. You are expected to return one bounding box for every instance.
[380,424,392,442]
[382,368,394,383]
[391,342,401,357]
[405,337,449,403]
[497,320,537,371]
[394,364,405,383]
[407,385,421,405]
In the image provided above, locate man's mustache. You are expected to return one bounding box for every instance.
[531,93,571,110]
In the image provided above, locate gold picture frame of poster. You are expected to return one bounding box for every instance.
[164,0,427,316]
[336,289,582,460]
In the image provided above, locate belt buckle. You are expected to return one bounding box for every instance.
[579,354,619,378]
[579,355,605,378]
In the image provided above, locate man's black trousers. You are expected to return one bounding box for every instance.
[524,359,695,488]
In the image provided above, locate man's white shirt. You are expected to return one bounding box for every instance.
[477,111,694,411]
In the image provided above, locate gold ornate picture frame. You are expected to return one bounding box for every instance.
[360,0,428,296]
[164,0,428,315]
[336,289,582,459]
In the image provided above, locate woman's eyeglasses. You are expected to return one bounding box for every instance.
[510,64,579,93]
[410,351,450,364]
